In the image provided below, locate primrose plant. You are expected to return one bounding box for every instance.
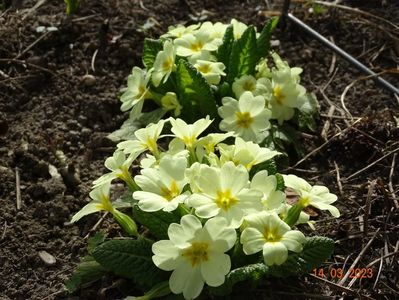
[109,18,319,157]
[68,116,339,299]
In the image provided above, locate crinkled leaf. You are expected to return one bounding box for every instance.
[107,117,140,142]
[227,26,257,83]
[176,60,217,122]
[107,109,166,142]
[88,232,107,254]
[271,123,305,158]
[137,108,167,126]
[269,236,335,277]
[295,93,319,132]
[113,191,136,209]
[65,255,108,293]
[297,111,318,132]
[256,17,279,59]
[92,238,168,289]
[300,236,335,270]
[209,263,269,296]
[267,255,308,278]
[143,38,163,69]
[216,25,234,70]
[132,204,180,240]
[275,173,285,191]
[249,159,277,179]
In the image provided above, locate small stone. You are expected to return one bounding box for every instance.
[38,250,56,266]
[81,74,96,87]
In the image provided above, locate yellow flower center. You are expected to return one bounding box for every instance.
[235,111,254,128]
[96,195,114,212]
[144,138,158,154]
[183,135,196,148]
[263,227,281,242]
[182,242,209,267]
[299,196,310,207]
[162,58,173,71]
[161,181,180,201]
[190,41,203,52]
[242,80,255,91]
[273,85,285,105]
[197,63,212,74]
[215,189,238,211]
[138,85,146,96]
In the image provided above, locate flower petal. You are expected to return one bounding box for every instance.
[201,253,231,287]
[240,227,265,255]
[262,242,288,266]
[152,240,180,271]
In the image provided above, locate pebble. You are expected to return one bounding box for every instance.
[81,74,96,87]
[38,250,56,266]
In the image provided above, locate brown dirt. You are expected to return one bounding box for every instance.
[0,0,398,299]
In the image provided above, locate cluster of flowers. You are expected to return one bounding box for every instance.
[72,117,339,300]
[120,19,313,144]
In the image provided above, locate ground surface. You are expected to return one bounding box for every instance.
[0,0,398,299]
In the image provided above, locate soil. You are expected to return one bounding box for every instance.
[0,0,398,299]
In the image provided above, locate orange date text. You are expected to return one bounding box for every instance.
[312,267,373,279]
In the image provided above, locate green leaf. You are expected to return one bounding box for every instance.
[106,108,166,142]
[249,159,277,179]
[107,117,140,142]
[64,0,79,15]
[216,25,234,70]
[300,236,335,270]
[92,238,168,288]
[143,39,163,69]
[113,191,135,209]
[271,123,305,158]
[65,255,108,293]
[209,263,269,296]
[275,173,285,191]
[295,93,320,132]
[256,17,279,59]
[268,236,335,277]
[267,255,308,277]
[176,60,217,122]
[88,232,107,254]
[137,108,167,126]
[209,237,334,295]
[132,204,180,240]
[227,26,258,83]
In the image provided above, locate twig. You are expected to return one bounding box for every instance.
[333,161,343,196]
[321,105,335,141]
[328,37,336,75]
[14,31,52,60]
[15,167,21,210]
[84,212,109,239]
[343,147,399,181]
[388,153,398,209]
[309,274,373,299]
[310,1,399,32]
[338,229,380,286]
[372,252,384,290]
[0,58,57,76]
[21,0,47,20]
[340,81,355,121]
[71,14,101,23]
[363,180,376,238]
[288,118,363,169]
[91,49,98,73]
